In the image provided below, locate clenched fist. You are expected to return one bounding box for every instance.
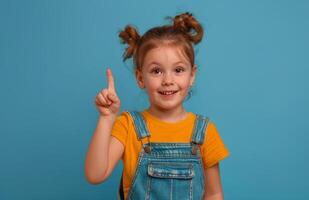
[95,68,121,117]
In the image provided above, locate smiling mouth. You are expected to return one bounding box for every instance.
[158,91,178,96]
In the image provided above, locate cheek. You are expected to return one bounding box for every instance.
[144,78,159,90]
[180,80,191,90]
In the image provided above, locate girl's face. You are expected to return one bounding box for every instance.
[135,45,196,112]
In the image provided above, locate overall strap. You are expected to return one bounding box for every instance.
[190,114,210,154]
[126,110,152,153]
[126,110,150,140]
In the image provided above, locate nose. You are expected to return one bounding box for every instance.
[162,72,174,86]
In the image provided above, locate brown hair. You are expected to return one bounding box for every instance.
[118,12,204,71]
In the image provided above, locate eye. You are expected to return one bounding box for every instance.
[150,67,162,75]
[175,67,185,73]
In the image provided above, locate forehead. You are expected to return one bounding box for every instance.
[143,46,190,67]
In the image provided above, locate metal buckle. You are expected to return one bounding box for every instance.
[140,136,151,153]
[144,144,152,153]
[191,143,198,155]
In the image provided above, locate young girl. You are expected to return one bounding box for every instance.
[85,12,230,200]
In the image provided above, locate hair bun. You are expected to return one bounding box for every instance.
[118,25,141,61]
[173,12,204,44]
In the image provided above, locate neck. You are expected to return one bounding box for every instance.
[146,105,188,123]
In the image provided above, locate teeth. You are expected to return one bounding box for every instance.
[161,91,176,95]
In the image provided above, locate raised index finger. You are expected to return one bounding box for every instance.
[106,68,115,92]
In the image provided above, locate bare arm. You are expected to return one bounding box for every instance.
[84,68,123,184]
[204,163,224,200]
[84,116,124,184]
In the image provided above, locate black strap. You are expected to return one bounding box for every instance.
[117,173,124,200]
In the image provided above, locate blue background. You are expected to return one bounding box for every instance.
[1,0,308,199]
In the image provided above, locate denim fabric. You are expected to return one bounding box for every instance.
[118,111,209,200]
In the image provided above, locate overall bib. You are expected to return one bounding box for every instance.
[118,111,209,200]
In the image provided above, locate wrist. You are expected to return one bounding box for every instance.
[99,114,117,122]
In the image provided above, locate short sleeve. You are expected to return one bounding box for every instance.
[111,112,130,147]
[200,121,230,169]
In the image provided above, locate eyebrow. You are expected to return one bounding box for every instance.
[147,61,186,66]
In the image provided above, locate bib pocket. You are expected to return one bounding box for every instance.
[146,162,194,199]
[148,162,194,179]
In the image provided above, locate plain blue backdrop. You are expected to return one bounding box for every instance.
[1,0,308,199]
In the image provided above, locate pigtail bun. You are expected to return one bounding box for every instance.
[118,25,141,62]
[172,12,204,44]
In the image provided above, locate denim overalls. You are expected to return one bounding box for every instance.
[118,111,209,200]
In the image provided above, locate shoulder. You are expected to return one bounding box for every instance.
[111,112,133,146]
[198,117,230,168]
[201,118,227,148]
[113,111,133,128]
[192,112,219,137]
[192,112,211,126]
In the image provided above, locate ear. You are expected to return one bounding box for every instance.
[135,68,145,89]
[190,64,197,86]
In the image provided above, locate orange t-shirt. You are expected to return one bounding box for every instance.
[111,110,230,199]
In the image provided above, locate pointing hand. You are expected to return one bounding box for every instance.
[95,68,121,117]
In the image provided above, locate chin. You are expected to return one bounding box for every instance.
[156,102,183,111]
